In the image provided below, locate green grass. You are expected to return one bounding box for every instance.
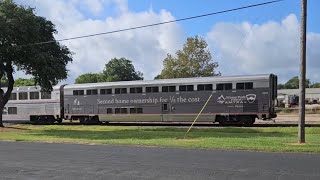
[1,125,320,153]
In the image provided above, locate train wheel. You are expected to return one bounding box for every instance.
[57,118,63,124]
[79,117,85,125]
[217,116,233,126]
[243,116,255,127]
[48,116,55,125]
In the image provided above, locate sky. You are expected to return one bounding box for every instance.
[14,0,320,84]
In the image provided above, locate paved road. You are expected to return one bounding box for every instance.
[0,142,319,180]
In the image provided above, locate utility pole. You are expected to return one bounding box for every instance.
[298,0,307,143]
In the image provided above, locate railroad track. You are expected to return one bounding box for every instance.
[5,121,320,127]
[97,122,320,127]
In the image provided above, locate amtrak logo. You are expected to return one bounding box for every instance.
[217,95,226,104]
[217,94,257,104]
[73,98,81,106]
[246,94,256,103]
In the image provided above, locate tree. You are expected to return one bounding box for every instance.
[277,84,285,89]
[155,36,220,79]
[310,83,320,88]
[75,73,103,84]
[0,77,8,87]
[283,76,310,89]
[14,78,35,87]
[0,0,72,127]
[102,58,143,82]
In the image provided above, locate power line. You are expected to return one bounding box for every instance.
[234,24,256,58]
[222,23,257,76]
[21,0,284,47]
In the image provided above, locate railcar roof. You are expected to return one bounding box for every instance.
[64,74,272,89]
[2,86,41,92]
[0,74,273,91]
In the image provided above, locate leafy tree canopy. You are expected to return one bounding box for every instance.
[282,76,311,89]
[74,58,143,84]
[0,0,73,126]
[310,83,320,88]
[155,35,220,79]
[75,73,103,84]
[13,78,35,87]
[0,77,8,87]
[277,84,285,90]
[102,58,143,82]
[1,77,35,87]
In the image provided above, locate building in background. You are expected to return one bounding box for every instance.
[277,88,320,108]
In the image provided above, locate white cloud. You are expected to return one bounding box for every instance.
[12,1,320,84]
[14,0,183,83]
[207,14,320,83]
[82,0,105,15]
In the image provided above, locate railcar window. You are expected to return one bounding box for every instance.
[115,108,121,114]
[245,82,253,89]
[8,107,17,114]
[73,90,84,96]
[163,104,168,111]
[179,85,194,91]
[30,92,40,100]
[107,108,113,114]
[121,108,127,114]
[130,87,143,93]
[187,85,194,91]
[115,88,127,94]
[100,89,112,95]
[197,85,204,91]
[197,84,213,91]
[130,108,136,114]
[146,86,159,93]
[137,108,143,113]
[179,85,186,91]
[146,87,151,93]
[236,82,253,90]
[9,93,17,100]
[169,86,176,92]
[87,89,98,95]
[236,83,245,90]
[225,83,232,90]
[216,83,232,90]
[162,86,168,92]
[41,92,51,99]
[18,92,28,100]
[216,84,223,90]
[162,86,176,92]
[137,87,142,93]
[115,108,127,114]
[205,84,213,90]
[130,108,143,114]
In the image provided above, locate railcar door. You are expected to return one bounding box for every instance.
[161,103,171,121]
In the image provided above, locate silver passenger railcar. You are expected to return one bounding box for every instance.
[2,74,277,125]
[2,86,60,122]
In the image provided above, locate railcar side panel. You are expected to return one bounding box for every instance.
[63,87,273,122]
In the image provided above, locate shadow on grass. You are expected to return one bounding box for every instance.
[30,127,294,141]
